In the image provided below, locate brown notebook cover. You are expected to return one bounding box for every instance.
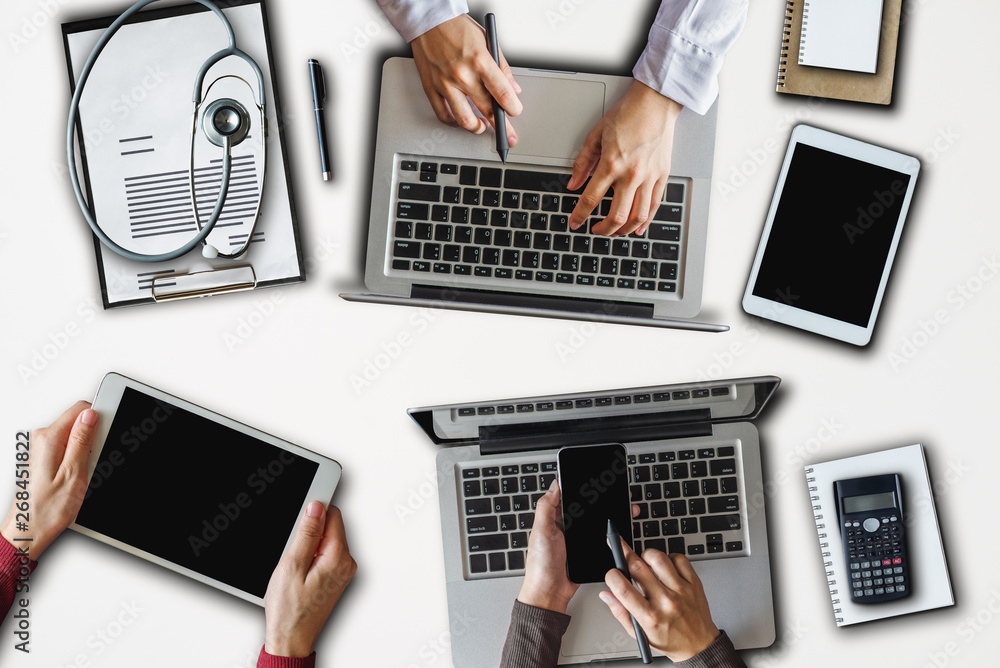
[777,0,901,105]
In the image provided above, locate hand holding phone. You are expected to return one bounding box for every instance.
[516,482,579,614]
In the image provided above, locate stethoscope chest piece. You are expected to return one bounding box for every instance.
[202,97,251,147]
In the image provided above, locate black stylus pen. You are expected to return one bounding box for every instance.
[308,59,333,181]
[608,520,653,664]
[483,13,508,163]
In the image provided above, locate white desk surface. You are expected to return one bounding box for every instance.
[1,1,997,666]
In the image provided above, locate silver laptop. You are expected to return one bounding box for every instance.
[408,376,779,666]
[341,57,727,332]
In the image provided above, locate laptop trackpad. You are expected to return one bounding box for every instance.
[513,76,606,160]
[560,583,648,659]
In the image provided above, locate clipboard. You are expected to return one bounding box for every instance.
[63,0,305,308]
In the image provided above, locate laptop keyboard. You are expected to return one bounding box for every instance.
[388,154,689,297]
[460,442,747,579]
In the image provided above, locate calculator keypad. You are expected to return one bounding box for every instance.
[843,515,909,603]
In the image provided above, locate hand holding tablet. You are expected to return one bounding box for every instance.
[742,125,920,345]
[71,373,344,605]
[0,402,98,560]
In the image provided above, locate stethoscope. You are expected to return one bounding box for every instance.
[67,0,267,263]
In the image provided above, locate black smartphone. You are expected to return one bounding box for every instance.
[557,443,633,584]
[834,473,910,603]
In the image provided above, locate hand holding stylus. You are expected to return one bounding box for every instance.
[601,539,722,662]
[410,14,521,143]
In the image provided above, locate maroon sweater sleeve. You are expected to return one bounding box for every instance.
[0,537,36,622]
[257,645,316,668]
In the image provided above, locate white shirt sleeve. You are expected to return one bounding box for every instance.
[632,0,749,115]
[377,0,470,43]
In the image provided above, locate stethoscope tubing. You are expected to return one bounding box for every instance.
[67,0,266,263]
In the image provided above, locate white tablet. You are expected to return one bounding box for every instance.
[742,125,920,346]
[70,372,343,606]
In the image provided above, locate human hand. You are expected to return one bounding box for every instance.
[517,481,578,613]
[411,14,522,144]
[518,483,644,613]
[0,401,97,560]
[264,503,357,658]
[600,541,720,662]
[567,80,683,237]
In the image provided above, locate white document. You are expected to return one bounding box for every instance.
[805,444,954,626]
[798,0,884,73]
[65,2,303,307]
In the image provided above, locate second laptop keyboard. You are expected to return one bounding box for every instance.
[389,154,689,296]
[460,442,747,579]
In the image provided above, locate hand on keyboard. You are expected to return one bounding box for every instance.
[411,14,522,142]
[599,540,720,662]
[516,482,579,614]
[567,80,683,238]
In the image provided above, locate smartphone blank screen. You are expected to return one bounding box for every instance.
[558,444,633,583]
[75,387,319,598]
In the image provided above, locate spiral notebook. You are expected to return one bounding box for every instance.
[805,444,954,626]
[798,0,883,73]
[777,0,901,104]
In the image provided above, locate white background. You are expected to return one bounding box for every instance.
[1,1,997,667]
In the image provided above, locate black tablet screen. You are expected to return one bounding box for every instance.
[76,387,319,598]
[752,144,911,327]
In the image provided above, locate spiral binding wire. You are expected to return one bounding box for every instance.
[799,1,811,63]
[807,467,843,622]
[777,0,795,87]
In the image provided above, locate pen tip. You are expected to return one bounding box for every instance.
[499,150,508,164]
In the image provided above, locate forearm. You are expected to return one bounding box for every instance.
[499,600,571,668]
[633,0,748,114]
[674,630,747,668]
[377,0,469,42]
[0,537,36,624]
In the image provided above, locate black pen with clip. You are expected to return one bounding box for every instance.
[308,59,333,181]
